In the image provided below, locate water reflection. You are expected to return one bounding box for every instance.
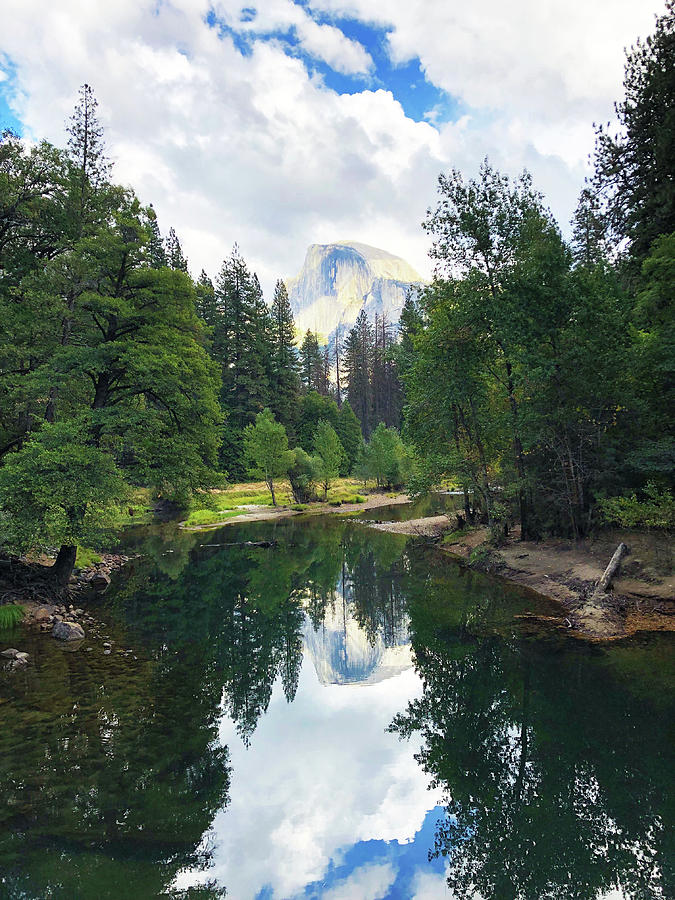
[0,514,672,899]
[391,558,675,900]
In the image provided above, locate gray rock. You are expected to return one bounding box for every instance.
[90,572,111,591]
[53,620,85,642]
[1,648,20,659]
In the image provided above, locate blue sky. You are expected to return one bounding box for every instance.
[0,0,663,290]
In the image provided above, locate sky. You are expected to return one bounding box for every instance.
[0,0,665,294]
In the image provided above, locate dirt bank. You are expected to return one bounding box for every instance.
[440,524,673,641]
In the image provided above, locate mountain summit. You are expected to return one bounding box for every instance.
[286,241,423,340]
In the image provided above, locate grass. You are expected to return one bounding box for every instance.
[0,604,25,629]
[442,527,477,546]
[76,547,102,568]
[184,478,382,526]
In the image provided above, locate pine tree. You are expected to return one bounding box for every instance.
[147,205,167,269]
[269,279,300,433]
[215,245,271,476]
[165,227,189,272]
[299,330,324,393]
[66,83,110,227]
[343,310,374,438]
[571,188,608,268]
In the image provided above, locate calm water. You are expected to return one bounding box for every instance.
[0,513,673,899]
[357,491,464,522]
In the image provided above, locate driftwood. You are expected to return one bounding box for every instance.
[200,540,277,549]
[592,542,628,600]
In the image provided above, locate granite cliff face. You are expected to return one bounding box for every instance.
[286,241,423,340]
[302,603,411,686]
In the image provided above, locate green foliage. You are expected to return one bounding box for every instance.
[336,400,363,474]
[593,2,675,262]
[0,421,126,555]
[357,423,412,489]
[296,391,339,451]
[243,408,293,506]
[287,447,318,504]
[312,421,346,498]
[599,483,674,529]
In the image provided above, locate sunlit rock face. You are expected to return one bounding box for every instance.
[302,603,411,686]
[286,241,423,341]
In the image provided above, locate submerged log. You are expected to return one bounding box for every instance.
[593,542,628,598]
[200,540,277,549]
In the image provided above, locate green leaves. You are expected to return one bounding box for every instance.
[0,420,126,554]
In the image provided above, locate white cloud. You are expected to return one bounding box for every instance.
[212,0,373,75]
[174,659,443,898]
[0,0,666,296]
[321,861,397,900]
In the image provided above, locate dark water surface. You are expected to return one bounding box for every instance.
[0,514,673,899]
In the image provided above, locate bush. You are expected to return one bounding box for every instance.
[599,482,674,529]
[287,447,318,503]
[357,424,413,489]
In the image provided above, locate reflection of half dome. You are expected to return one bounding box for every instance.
[302,604,411,686]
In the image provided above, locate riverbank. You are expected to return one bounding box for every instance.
[434,524,673,641]
[181,490,411,530]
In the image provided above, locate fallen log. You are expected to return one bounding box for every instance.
[592,542,628,599]
[200,540,277,549]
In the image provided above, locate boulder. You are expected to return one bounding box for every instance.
[53,620,85,642]
[1,648,20,659]
[90,572,110,592]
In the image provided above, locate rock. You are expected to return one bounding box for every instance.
[103,648,111,655]
[90,572,110,592]
[1,648,20,659]
[75,608,84,616]
[52,620,85,642]
[32,607,51,624]
[14,651,29,662]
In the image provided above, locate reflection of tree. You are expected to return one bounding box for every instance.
[391,579,675,899]
[0,640,229,898]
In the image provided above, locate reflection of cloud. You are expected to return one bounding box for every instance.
[411,868,452,898]
[322,861,396,900]
[174,657,442,898]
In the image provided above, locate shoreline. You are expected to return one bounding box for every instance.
[370,515,673,641]
[3,495,672,644]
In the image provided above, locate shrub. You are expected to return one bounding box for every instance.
[599,482,674,529]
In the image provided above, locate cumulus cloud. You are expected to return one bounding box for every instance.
[0,0,665,295]
[176,660,443,898]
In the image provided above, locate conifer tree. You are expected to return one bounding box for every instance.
[215,246,271,476]
[571,189,608,268]
[147,205,167,269]
[336,400,363,474]
[299,330,324,393]
[66,83,110,227]
[343,310,374,438]
[269,279,300,433]
[165,227,189,272]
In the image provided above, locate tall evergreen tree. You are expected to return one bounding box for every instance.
[66,83,110,228]
[336,400,362,474]
[215,246,271,476]
[593,2,675,263]
[147,205,167,269]
[269,279,300,433]
[343,310,374,438]
[165,226,189,273]
[299,330,324,393]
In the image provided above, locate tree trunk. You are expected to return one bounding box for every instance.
[593,543,628,598]
[52,544,77,585]
[269,479,277,506]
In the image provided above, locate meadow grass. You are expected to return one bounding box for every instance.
[185,478,375,525]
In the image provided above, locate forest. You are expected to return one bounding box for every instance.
[0,3,672,582]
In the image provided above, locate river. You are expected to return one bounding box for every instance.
[0,510,673,899]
